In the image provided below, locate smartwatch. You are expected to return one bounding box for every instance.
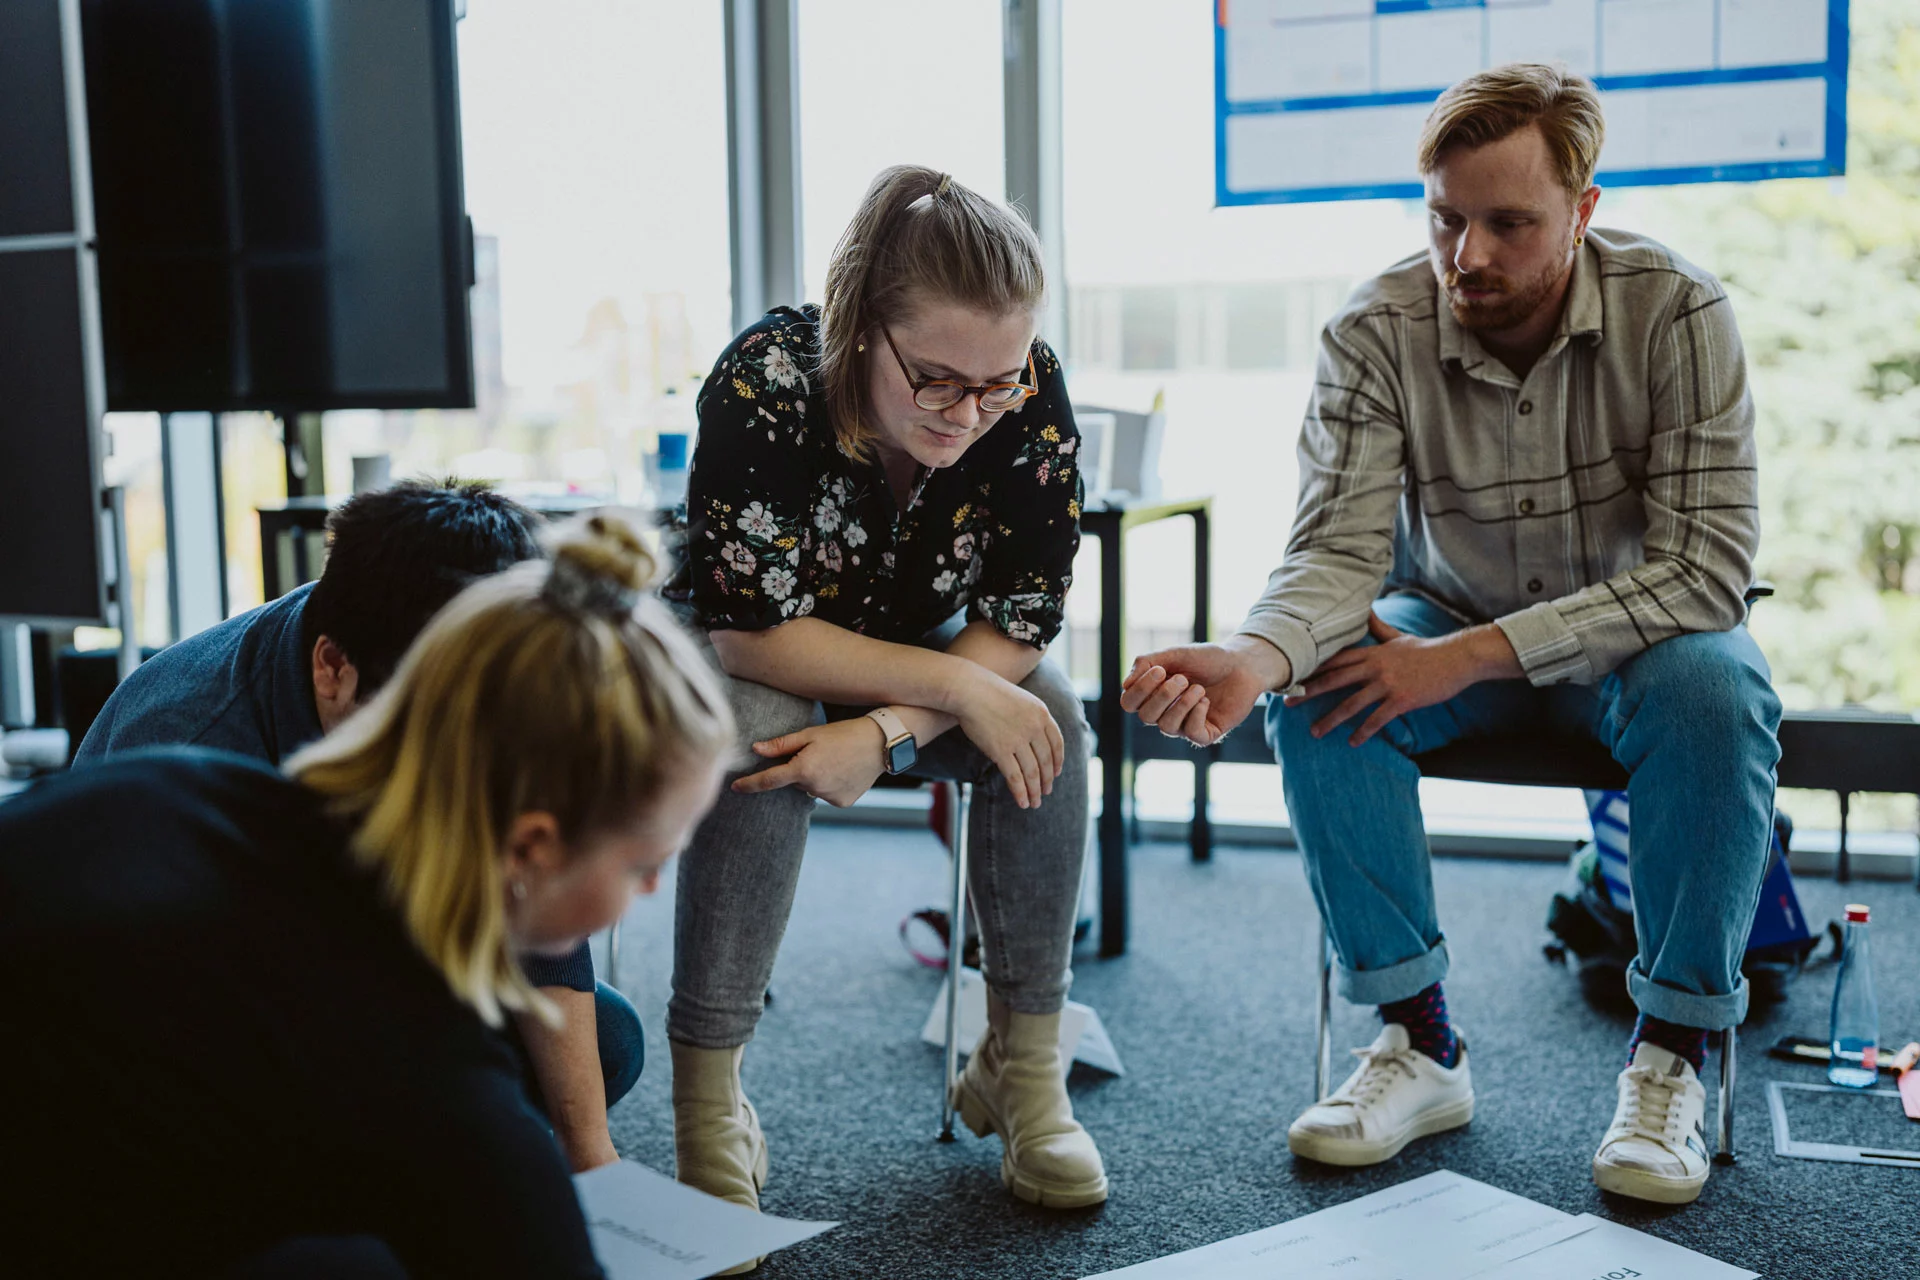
[866,707,918,775]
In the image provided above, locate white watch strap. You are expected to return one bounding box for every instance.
[867,706,911,746]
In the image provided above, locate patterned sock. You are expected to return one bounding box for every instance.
[1628,1013,1709,1073]
[1379,982,1460,1068]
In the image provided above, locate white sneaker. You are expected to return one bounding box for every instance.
[1592,1041,1711,1204]
[1286,1024,1474,1166]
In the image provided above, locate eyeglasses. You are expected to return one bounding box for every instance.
[881,325,1038,413]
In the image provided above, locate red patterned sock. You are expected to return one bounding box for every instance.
[1379,982,1460,1068]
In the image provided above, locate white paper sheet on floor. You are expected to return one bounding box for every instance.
[1079,1170,1753,1280]
[919,965,1125,1076]
[1475,1214,1757,1279]
[573,1160,836,1279]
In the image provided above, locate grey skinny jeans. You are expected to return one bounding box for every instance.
[668,626,1091,1050]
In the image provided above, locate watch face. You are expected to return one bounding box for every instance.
[886,736,917,775]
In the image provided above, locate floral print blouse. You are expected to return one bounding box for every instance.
[675,305,1082,649]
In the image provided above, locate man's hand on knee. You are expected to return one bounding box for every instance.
[1285,613,1521,746]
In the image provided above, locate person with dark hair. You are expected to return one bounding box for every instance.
[663,164,1103,1273]
[79,479,545,760]
[74,479,646,1176]
[299,479,552,696]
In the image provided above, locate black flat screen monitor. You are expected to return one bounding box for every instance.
[0,2,109,625]
[81,0,473,412]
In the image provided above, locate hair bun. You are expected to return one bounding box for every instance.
[542,514,657,617]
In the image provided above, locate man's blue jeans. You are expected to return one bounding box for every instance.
[1265,593,1782,1031]
[592,980,647,1106]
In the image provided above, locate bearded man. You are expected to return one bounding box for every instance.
[1122,63,1780,1205]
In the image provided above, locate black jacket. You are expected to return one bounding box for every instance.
[0,749,604,1279]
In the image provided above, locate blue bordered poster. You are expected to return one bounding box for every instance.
[1215,0,1848,206]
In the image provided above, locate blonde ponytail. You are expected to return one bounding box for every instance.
[287,515,731,1026]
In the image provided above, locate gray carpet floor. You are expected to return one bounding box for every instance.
[603,827,1920,1279]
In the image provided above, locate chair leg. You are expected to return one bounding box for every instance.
[1314,921,1333,1103]
[938,782,974,1142]
[1715,1025,1737,1165]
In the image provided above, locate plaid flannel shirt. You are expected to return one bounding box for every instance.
[1238,227,1760,688]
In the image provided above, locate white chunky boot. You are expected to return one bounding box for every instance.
[952,992,1109,1208]
[670,1041,769,1275]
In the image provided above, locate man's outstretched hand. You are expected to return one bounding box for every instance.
[1120,634,1293,747]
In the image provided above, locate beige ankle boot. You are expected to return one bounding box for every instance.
[671,1040,769,1275]
[953,993,1109,1208]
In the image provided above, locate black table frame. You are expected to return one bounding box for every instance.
[1079,498,1212,958]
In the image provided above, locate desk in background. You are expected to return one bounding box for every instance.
[257,495,655,601]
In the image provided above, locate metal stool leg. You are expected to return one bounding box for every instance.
[938,781,974,1142]
[1715,1026,1737,1165]
[606,918,622,987]
[1314,921,1333,1102]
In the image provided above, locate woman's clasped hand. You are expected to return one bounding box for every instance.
[949,663,1067,809]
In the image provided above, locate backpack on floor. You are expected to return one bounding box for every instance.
[1544,797,1822,1011]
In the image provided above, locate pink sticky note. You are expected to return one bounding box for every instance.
[1900,1069,1920,1122]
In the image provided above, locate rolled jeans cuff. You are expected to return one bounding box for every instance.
[1627,962,1749,1031]
[1337,937,1451,1006]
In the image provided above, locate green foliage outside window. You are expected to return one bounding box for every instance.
[1637,0,1920,711]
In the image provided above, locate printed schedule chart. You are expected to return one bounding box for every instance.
[1216,0,1848,204]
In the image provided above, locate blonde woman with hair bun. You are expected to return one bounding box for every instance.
[0,515,732,1279]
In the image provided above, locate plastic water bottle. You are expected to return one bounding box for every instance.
[1828,903,1879,1088]
[653,431,691,509]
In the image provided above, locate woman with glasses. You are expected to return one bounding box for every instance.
[666,164,1104,1261]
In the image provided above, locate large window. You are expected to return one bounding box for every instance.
[221,413,289,613]
[1069,280,1355,373]
[1592,0,1920,838]
[797,0,1005,301]
[444,2,726,484]
[1062,0,1920,847]
[444,0,731,495]
[213,1,733,614]
[1058,0,1470,833]
[91,414,168,651]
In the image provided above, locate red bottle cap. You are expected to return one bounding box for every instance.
[1846,904,1870,923]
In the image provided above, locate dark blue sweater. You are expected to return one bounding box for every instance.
[70,587,592,992]
[74,583,323,766]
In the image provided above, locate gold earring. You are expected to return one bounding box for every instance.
[857,343,866,352]
[1574,234,1585,249]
